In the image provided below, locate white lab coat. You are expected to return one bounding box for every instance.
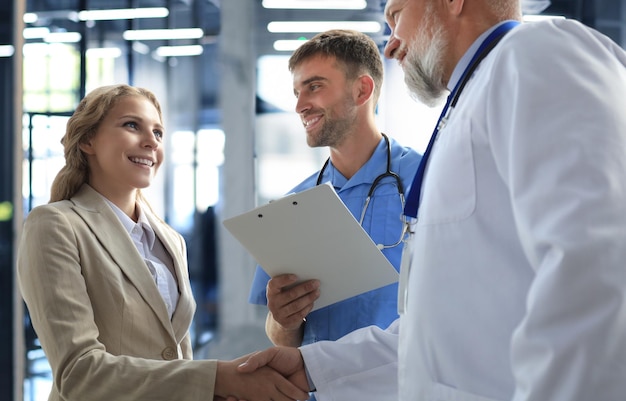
[301,19,626,401]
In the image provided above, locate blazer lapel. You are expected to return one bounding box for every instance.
[70,185,174,334]
[147,213,196,343]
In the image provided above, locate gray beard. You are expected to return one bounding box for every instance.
[403,22,448,107]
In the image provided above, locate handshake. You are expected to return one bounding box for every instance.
[214,346,311,401]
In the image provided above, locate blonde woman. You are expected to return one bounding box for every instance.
[17,84,307,401]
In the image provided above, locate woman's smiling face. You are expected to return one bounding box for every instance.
[79,95,165,200]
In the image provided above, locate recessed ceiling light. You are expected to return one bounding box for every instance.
[23,13,38,23]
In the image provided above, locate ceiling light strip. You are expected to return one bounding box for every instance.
[78,7,169,21]
[123,28,204,41]
[273,39,308,51]
[86,47,123,58]
[262,0,366,10]
[155,45,203,57]
[268,21,382,33]
[0,45,15,57]
[23,27,50,39]
[44,32,82,43]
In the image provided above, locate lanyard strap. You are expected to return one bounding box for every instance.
[404,21,520,219]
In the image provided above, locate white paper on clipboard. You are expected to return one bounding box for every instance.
[223,182,399,311]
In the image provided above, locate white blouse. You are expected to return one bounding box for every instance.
[103,198,179,320]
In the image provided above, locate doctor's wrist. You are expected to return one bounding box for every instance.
[305,364,316,392]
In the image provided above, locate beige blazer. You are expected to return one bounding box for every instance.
[18,184,217,401]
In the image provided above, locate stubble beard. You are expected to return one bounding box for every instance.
[306,96,357,148]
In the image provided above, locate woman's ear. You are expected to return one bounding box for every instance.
[79,140,95,155]
[354,74,375,107]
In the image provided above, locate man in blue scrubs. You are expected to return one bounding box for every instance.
[248,30,421,352]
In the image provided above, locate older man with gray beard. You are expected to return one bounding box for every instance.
[235,1,626,400]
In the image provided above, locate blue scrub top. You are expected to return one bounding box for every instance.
[248,136,421,344]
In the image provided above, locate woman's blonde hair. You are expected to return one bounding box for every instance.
[49,84,163,203]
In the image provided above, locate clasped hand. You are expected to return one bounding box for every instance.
[215,347,309,401]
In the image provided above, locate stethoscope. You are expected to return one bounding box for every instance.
[316,133,408,249]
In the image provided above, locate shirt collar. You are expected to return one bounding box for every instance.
[447,21,514,92]
[324,136,389,191]
[101,195,156,249]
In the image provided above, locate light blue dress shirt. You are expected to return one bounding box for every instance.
[248,136,421,344]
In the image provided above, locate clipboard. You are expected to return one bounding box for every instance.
[223,183,399,311]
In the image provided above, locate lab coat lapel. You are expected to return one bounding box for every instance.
[70,185,174,334]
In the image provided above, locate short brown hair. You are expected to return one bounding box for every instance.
[288,29,384,104]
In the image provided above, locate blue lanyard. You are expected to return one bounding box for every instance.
[404,21,520,219]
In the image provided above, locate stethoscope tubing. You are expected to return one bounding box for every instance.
[315,133,408,249]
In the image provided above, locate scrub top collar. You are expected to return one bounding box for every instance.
[320,135,392,192]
